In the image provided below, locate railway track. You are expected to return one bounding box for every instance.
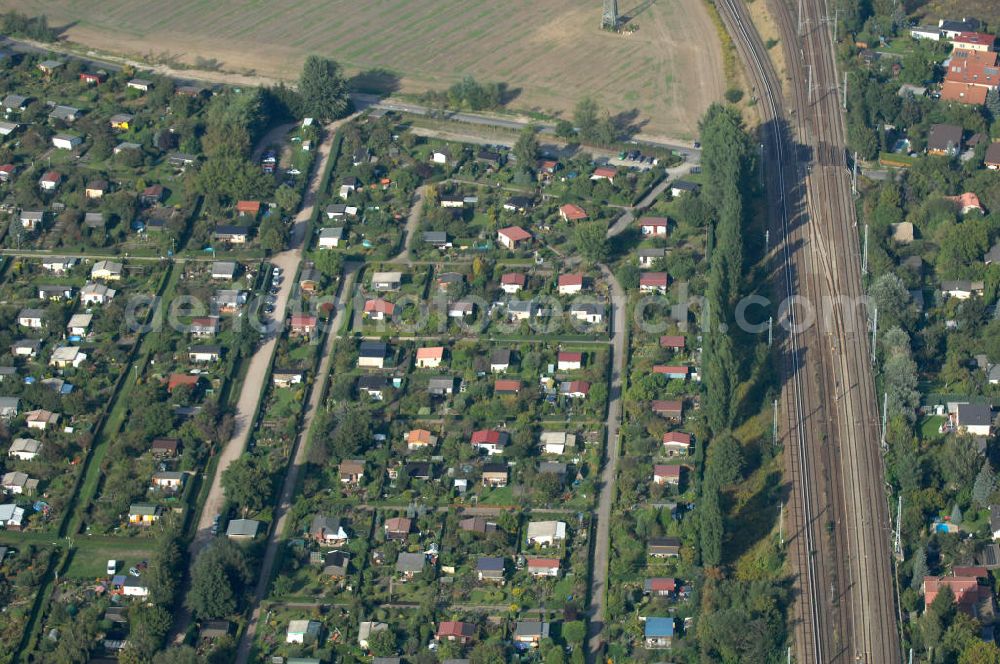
[715,0,901,661]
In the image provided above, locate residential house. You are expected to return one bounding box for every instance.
[591,166,617,182]
[416,346,445,368]
[490,349,512,372]
[471,429,509,455]
[957,403,993,436]
[670,181,699,197]
[168,152,198,168]
[325,203,358,219]
[660,335,686,351]
[141,185,165,205]
[358,621,389,650]
[540,431,575,455]
[427,376,456,395]
[423,231,450,248]
[396,552,426,579]
[83,179,108,199]
[339,176,359,199]
[291,314,318,336]
[501,273,527,294]
[152,471,185,491]
[199,621,232,641]
[460,516,497,534]
[526,520,567,547]
[941,50,999,105]
[385,516,413,540]
[437,622,476,645]
[653,465,681,486]
[644,577,678,597]
[406,429,438,450]
[211,261,237,280]
[128,503,161,526]
[638,247,666,266]
[38,170,61,190]
[0,504,25,529]
[49,346,87,369]
[557,273,585,295]
[986,142,1000,169]
[122,578,150,598]
[81,282,117,305]
[654,365,690,380]
[495,379,521,395]
[272,370,304,388]
[640,272,669,293]
[662,431,693,456]
[20,210,44,230]
[504,196,534,212]
[51,134,81,150]
[322,550,350,577]
[286,620,321,645]
[514,621,550,648]
[18,308,45,329]
[570,302,604,324]
[431,150,449,164]
[358,375,389,400]
[923,574,992,617]
[559,203,588,222]
[364,298,395,321]
[190,317,219,337]
[449,300,475,318]
[358,341,387,368]
[319,227,344,248]
[151,438,180,457]
[639,216,670,236]
[644,617,674,649]
[508,300,534,321]
[236,200,261,217]
[339,460,365,484]
[127,79,153,91]
[952,32,996,51]
[928,124,964,155]
[214,225,249,244]
[477,556,505,583]
[0,164,15,182]
[188,345,222,363]
[48,105,80,123]
[84,212,105,229]
[299,267,321,293]
[7,438,39,461]
[311,515,349,547]
[0,120,18,136]
[526,557,561,577]
[437,271,464,292]
[648,537,681,557]
[11,339,41,358]
[653,400,684,420]
[371,271,403,291]
[41,256,77,274]
[477,149,502,167]
[946,192,985,215]
[167,373,200,393]
[498,226,532,250]
[2,471,34,495]
[227,519,261,540]
[109,113,133,130]
[481,463,509,487]
[559,380,590,398]
[91,260,123,281]
[557,352,583,371]
[941,280,985,299]
[440,194,465,208]
[985,242,1000,265]
[1,94,30,112]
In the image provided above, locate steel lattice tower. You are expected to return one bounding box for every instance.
[602,0,618,29]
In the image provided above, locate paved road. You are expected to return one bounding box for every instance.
[585,265,627,661]
[388,185,427,264]
[605,160,697,238]
[234,262,361,664]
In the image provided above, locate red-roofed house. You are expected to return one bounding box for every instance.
[644,577,678,597]
[951,32,995,52]
[557,273,585,295]
[923,575,992,616]
[941,50,999,105]
[653,365,690,380]
[561,380,590,398]
[653,400,684,420]
[236,200,261,217]
[640,272,670,293]
[415,346,444,368]
[363,298,395,321]
[946,192,985,215]
[526,557,561,577]
[79,71,106,84]
[654,465,681,485]
[663,432,692,456]
[471,429,509,455]
[557,352,583,371]
[38,170,61,191]
[437,621,476,644]
[495,379,522,394]
[167,373,200,393]
[0,164,15,182]
[559,203,588,222]
[501,273,526,294]
[290,314,318,336]
[498,226,532,250]
[660,335,686,351]
[591,166,617,182]
[407,429,437,450]
[639,216,669,236]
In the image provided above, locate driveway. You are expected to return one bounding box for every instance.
[586,265,627,661]
[388,185,427,264]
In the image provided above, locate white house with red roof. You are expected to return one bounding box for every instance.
[557,351,583,371]
[363,298,395,321]
[639,216,669,236]
[662,432,692,456]
[498,226,532,250]
[557,273,585,295]
[501,273,526,294]
[640,272,669,293]
[653,464,681,486]
[591,166,617,182]
[559,203,588,222]
[471,429,509,455]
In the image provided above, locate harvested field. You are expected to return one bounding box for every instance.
[8,0,724,138]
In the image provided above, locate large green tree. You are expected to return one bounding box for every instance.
[298,56,351,121]
[185,541,252,619]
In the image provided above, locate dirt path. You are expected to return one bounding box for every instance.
[234,261,361,664]
[388,185,427,264]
